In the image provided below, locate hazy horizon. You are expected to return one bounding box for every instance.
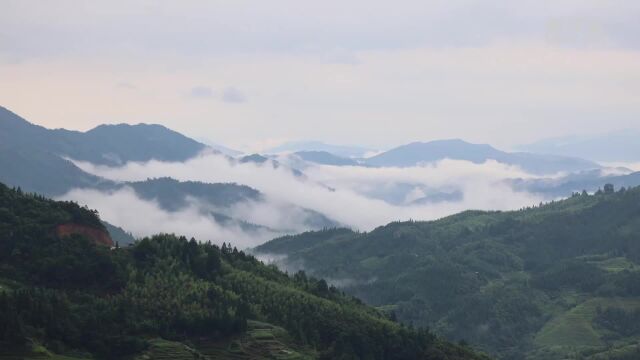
[2,1,640,151]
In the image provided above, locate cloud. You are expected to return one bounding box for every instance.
[71,153,545,232]
[188,85,246,103]
[2,0,638,61]
[116,82,137,90]
[189,85,214,99]
[59,186,279,249]
[599,161,640,173]
[319,48,361,65]
[221,87,247,103]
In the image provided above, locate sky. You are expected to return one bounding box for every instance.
[1,0,639,152]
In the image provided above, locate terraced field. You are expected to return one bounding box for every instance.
[0,321,313,360]
[588,257,638,273]
[135,339,208,360]
[0,344,89,360]
[194,320,315,360]
[531,297,640,359]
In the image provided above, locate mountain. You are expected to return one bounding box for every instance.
[518,130,640,162]
[510,169,640,198]
[0,182,486,360]
[239,153,306,177]
[64,123,206,166]
[267,140,374,158]
[0,106,205,195]
[256,185,640,359]
[124,177,339,232]
[0,106,206,166]
[195,137,244,156]
[293,151,360,166]
[127,177,262,212]
[364,139,600,175]
[102,220,137,246]
[0,107,339,239]
[0,139,112,196]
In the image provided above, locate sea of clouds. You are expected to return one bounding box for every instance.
[62,152,547,248]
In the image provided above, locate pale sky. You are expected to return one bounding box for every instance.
[1,0,639,151]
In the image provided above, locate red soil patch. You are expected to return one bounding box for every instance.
[55,223,114,247]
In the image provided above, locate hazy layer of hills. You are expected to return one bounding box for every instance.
[125,177,338,232]
[0,182,486,360]
[0,107,337,237]
[0,107,205,167]
[293,151,360,166]
[519,131,640,162]
[297,139,601,176]
[0,106,203,196]
[267,140,373,158]
[510,170,640,198]
[256,186,640,359]
[5,105,639,207]
[275,140,640,200]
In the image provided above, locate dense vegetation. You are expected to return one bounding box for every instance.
[0,183,486,360]
[256,185,640,359]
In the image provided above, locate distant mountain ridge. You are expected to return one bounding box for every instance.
[518,130,640,162]
[282,139,601,176]
[293,151,360,166]
[0,106,206,167]
[0,106,337,237]
[0,106,206,196]
[509,169,640,198]
[267,140,374,158]
[363,139,600,175]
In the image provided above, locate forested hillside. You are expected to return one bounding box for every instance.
[256,185,640,359]
[0,183,486,360]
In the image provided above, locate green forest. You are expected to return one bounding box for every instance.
[256,186,640,359]
[0,182,486,360]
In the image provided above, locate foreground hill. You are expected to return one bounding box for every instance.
[256,185,640,359]
[0,183,485,360]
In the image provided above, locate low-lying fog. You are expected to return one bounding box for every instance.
[63,152,549,247]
